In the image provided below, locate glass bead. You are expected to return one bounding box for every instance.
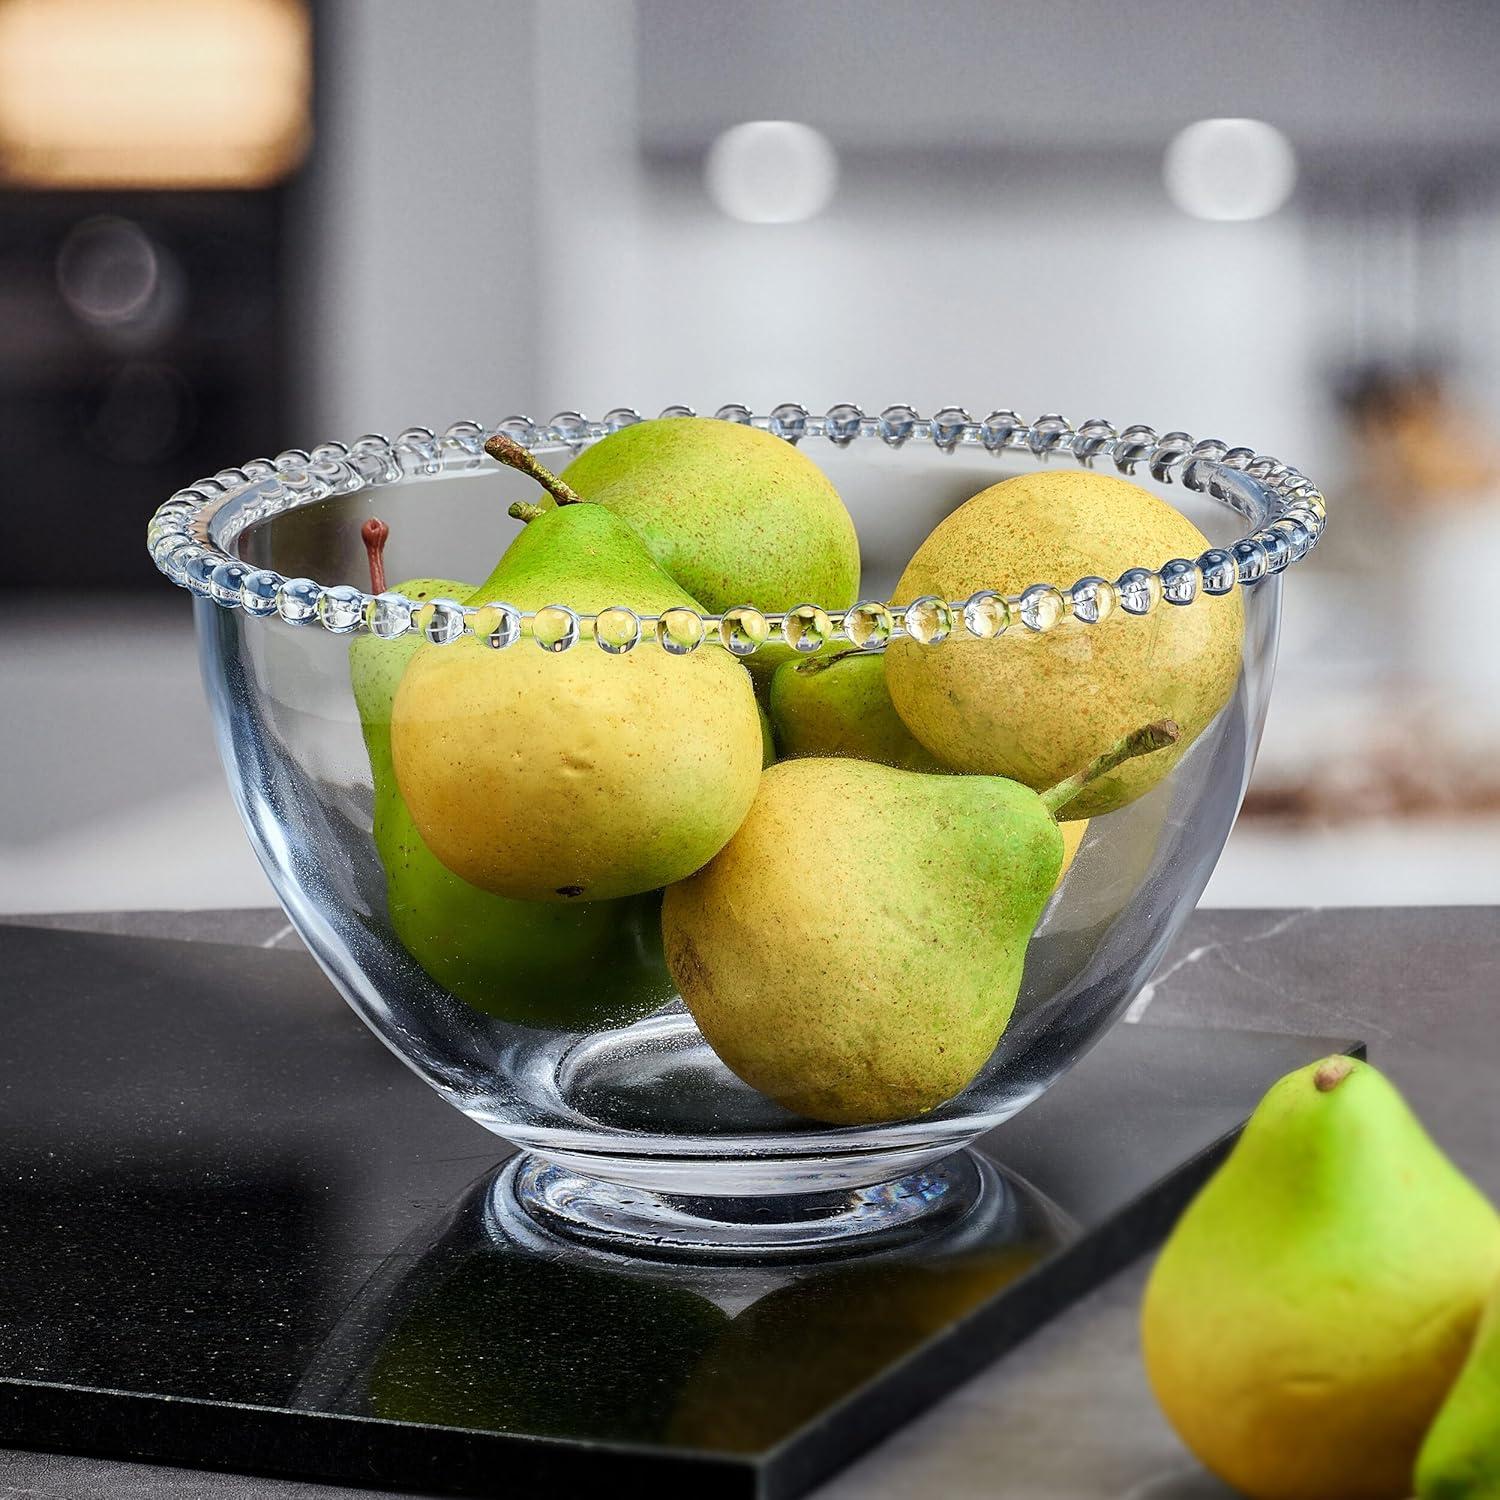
[276,578,320,623]
[1232,538,1269,583]
[484,604,522,650]
[1116,568,1161,616]
[1069,577,1116,625]
[209,560,249,608]
[824,403,863,446]
[784,604,834,652]
[533,605,579,652]
[1019,585,1065,631]
[719,606,770,656]
[903,596,953,645]
[367,593,413,639]
[595,607,642,654]
[1160,558,1198,605]
[843,601,894,648]
[317,585,364,633]
[931,407,970,450]
[1198,549,1238,595]
[421,598,467,645]
[769,403,809,442]
[658,608,706,654]
[961,591,1009,638]
[878,404,918,446]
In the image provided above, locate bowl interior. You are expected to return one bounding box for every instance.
[192,426,1286,1252]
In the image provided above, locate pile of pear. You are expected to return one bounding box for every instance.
[1143,1055,1500,1500]
[349,418,1243,1125]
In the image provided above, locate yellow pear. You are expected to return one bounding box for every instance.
[1416,1275,1500,1498]
[886,470,1243,816]
[391,440,762,902]
[557,416,860,679]
[1143,1056,1500,1500]
[1056,816,1088,886]
[664,725,1175,1124]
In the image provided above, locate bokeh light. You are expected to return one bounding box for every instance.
[705,121,839,224]
[1163,118,1297,222]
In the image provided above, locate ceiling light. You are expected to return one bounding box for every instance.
[1163,118,1297,222]
[705,121,838,225]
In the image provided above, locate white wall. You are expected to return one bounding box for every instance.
[297,0,539,440]
[537,162,1323,475]
[301,0,1499,483]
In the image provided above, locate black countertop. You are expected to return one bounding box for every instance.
[0,906,1495,1500]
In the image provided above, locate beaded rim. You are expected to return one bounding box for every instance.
[146,404,1324,652]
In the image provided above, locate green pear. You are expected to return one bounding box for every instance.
[756,699,777,768]
[558,417,860,678]
[1142,1056,1500,1500]
[349,549,672,1030]
[1416,1279,1500,1498]
[662,722,1178,1124]
[886,470,1244,816]
[769,648,946,771]
[391,440,763,902]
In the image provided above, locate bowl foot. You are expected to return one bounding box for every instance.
[496,1148,989,1262]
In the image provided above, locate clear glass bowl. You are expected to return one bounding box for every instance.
[151,406,1322,1257]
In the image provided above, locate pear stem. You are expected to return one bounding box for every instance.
[484,434,584,505]
[508,501,546,524]
[795,645,870,675]
[1040,720,1181,816]
[1315,1057,1355,1092]
[360,517,389,594]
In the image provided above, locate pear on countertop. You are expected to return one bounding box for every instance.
[1416,1278,1500,1499]
[1142,1055,1500,1500]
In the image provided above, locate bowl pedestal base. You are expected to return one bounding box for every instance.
[502,1148,989,1261]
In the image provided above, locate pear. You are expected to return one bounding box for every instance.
[768,649,946,772]
[767,647,1086,888]
[886,470,1244,816]
[662,722,1178,1125]
[756,699,777,768]
[1055,815,1089,887]
[348,527,673,1029]
[391,439,763,902]
[558,417,860,677]
[1142,1056,1500,1500]
[1416,1279,1500,1498]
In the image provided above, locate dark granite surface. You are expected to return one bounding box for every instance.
[0,906,1494,1499]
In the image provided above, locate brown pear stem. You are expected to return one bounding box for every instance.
[795,645,868,675]
[509,501,546,524]
[361,518,389,594]
[1315,1057,1355,1092]
[1040,720,1181,817]
[484,434,584,505]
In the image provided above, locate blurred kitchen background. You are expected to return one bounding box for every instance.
[3,0,1499,914]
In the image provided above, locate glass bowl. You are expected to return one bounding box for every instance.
[149,405,1322,1258]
